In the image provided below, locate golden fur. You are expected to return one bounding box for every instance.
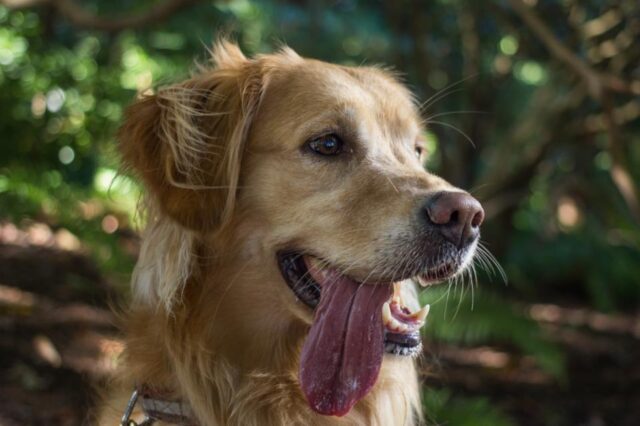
[98,41,465,426]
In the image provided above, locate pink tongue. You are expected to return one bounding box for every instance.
[299,272,391,416]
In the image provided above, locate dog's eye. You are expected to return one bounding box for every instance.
[308,134,343,156]
[415,146,423,158]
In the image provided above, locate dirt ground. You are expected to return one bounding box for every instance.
[0,233,638,425]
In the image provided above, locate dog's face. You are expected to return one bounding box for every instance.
[120,43,483,418]
[237,55,484,415]
[242,59,480,287]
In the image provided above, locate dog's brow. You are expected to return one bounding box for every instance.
[297,108,359,138]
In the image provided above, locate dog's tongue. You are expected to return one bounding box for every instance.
[299,270,391,416]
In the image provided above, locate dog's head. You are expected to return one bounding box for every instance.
[120,41,483,417]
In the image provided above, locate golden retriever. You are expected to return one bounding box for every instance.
[99,41,484,426]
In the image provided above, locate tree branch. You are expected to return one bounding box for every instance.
[507,0,640,222]
[507,0,640,97]
[601,92,640,222]
[0,0,203,32]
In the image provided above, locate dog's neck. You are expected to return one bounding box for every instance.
[124,316,421,426]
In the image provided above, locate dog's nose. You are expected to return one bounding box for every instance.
[425,191,484,247]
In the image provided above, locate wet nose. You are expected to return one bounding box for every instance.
[425,191,484,247]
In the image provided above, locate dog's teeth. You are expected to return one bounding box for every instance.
[416,275,432,287]
[392,282,403,304]
[307,256,329,281]
[382,302,408,332]
[392,319,407,332]
[413,304,430,323]
[382,302,392,324]
[308,256,322,271]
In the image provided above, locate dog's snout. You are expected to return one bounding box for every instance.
[425,191,484,246]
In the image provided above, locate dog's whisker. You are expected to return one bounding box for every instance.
[470,262,479,311]
[452,278,465,320]
[210,261,253,321]
[473,250,491,278]
[424,119,476,148]
[424,110,488,121]
[477,242,507,284]
[418,74,478,112]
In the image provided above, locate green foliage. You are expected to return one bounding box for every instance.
[507,230,640,312]
[423,388,515,426]
[0,165,137,282]
[422,286,566,379]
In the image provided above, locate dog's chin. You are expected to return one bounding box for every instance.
[276,247,473,358]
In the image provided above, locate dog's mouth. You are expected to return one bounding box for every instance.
[278,252,443,355]
[277,250,460,416]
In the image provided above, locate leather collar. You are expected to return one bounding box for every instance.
[121,385,196,426]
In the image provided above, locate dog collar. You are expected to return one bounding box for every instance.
[120,385,196,426]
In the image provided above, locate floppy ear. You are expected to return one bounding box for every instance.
[119,41,263,231]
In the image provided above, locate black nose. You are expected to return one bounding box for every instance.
[425,191,484,247]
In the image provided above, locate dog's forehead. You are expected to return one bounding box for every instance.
[297,60,414,113]
[261,59,421,140]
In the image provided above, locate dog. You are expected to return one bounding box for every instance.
[98,41,484,426]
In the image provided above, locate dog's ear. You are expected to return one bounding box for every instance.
[119,41,263,231]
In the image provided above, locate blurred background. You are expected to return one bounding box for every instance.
[0,0,639,424]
